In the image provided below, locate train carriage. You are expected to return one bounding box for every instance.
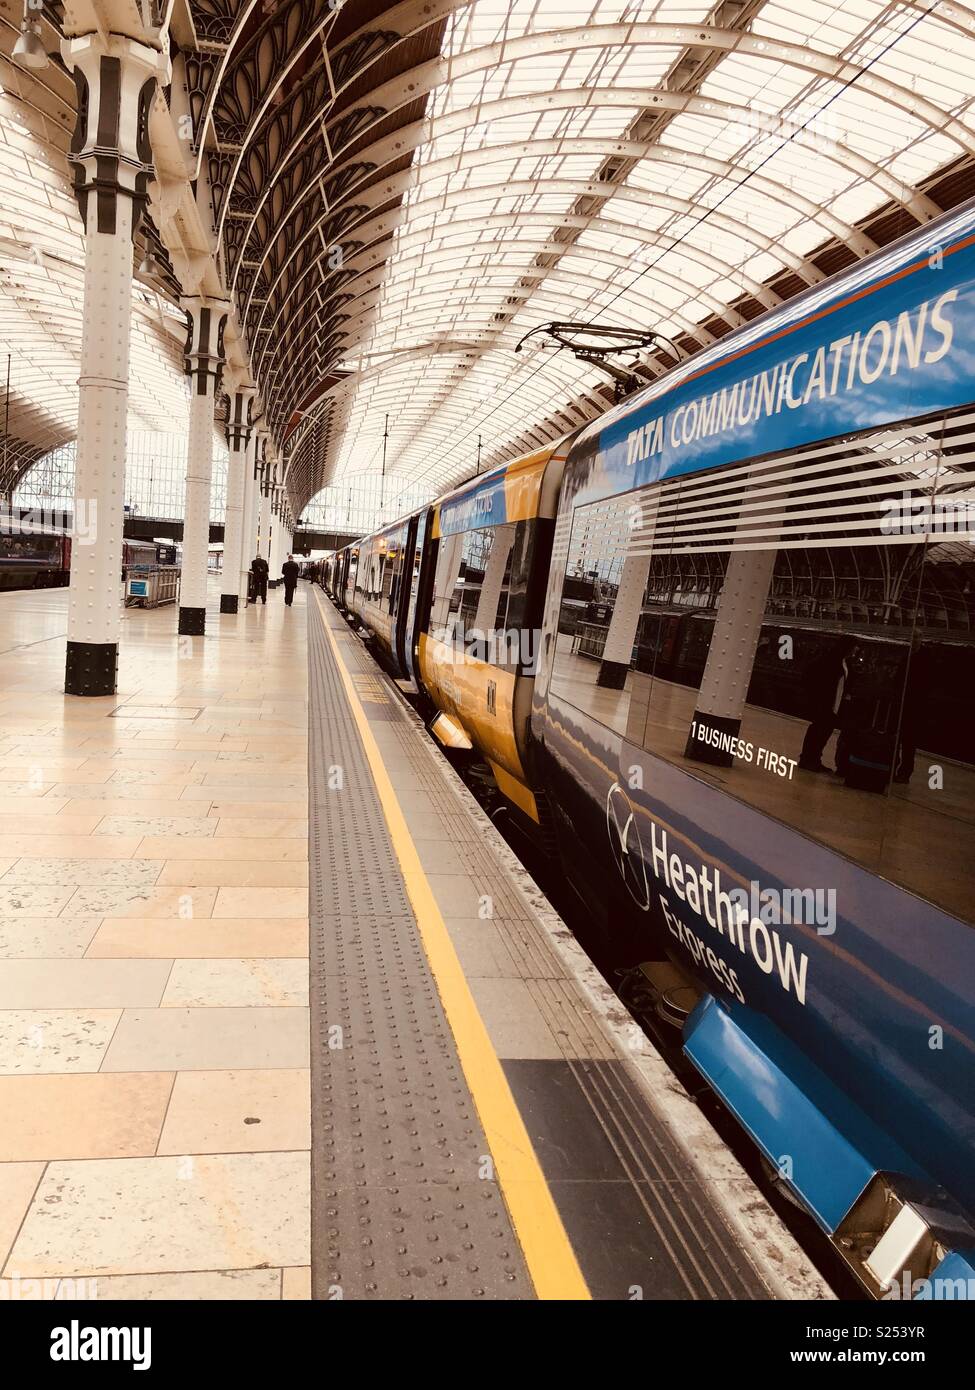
[415,444,568,820]
[325,196,975,1297]
[530,198,975,1295]
[0,523,70,589]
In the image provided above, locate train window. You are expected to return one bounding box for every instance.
[0,533,61,561]
[427,523,519,665]
[387,530,410,615]
[550,492,659,743]
[556,406,975,922]
[428,531,464,634]
[875,409,975,923]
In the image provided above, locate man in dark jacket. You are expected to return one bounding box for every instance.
[281,554,300,607]
[799,637,857,772]
[251,553,269,605]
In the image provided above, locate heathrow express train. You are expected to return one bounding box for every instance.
[324,198,975,1298]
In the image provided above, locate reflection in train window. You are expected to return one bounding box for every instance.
[551,492,657,744]
[553,406,975,923]
[427,523,518,664]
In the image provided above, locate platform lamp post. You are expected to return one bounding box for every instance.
[61,32,170,695]
[220,383,255,614]
[178,296,229,636]
[379,412,389,523]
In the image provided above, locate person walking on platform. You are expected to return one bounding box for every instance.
[251,553,269,605]
[282,553,300,607]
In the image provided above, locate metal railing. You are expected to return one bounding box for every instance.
[124,566,181,608]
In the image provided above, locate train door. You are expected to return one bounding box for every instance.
[340,549,352,607]
[393,516,417,677]
[400,511,429,685]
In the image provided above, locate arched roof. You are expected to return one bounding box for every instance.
[5,0,975,519]
[0,9,192,497]
[183,0,975,514]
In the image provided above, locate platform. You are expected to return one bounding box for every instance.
[0,580,825,1300]
[0,582,311,1299]
[307,589,824,1301]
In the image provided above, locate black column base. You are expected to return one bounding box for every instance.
[65,640,118,697]
[596,658,629,689]
[684,709,741,767]
[178,606,206,636]
[219,594,239,614]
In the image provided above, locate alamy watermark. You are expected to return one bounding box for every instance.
[0,504,97,544]
[883,1270,975,1300]
[430,623,541,671]
[1,1271,98,1300]
[881,488,975,538]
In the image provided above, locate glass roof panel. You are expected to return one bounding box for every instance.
[6,0,974,518]
[0,65,194,478]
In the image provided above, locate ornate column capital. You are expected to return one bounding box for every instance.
[181,296,230,395]
[61,33,170,239]
[225,385,257,452]
[253,428,269,482]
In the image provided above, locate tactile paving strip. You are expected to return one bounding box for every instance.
[307,605,533,1299]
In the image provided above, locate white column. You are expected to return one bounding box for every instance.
[220,385,254,614]
[178,297,228,635]
[598,490,660,689]
[240,431,260,603]
[597,553,652,689]
[685,471,787,765]
[257,489,271,559]
[62,34,168,696]
[269,504,283,586]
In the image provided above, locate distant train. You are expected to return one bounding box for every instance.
[0,524,71,590]
[0,526,178,593]
[322,199,975,1298]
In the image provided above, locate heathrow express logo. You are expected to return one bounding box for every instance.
[605,781,651,912]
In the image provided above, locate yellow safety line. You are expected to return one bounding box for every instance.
[313,592,590,1301]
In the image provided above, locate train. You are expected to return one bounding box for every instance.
[0,526,178,593]
[0,522,71,590]
[322,198,975,1299]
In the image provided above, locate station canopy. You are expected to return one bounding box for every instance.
[0,22,190,498]
[3,0,975,518]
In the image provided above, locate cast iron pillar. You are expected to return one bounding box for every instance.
[220,385,255,614]
[62,33,169,695]
[257,483,271,559]
[178,297,228,635]
[241,430,262,603]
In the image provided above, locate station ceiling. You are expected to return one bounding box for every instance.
[0,4,191,497]
[3,0,975,515]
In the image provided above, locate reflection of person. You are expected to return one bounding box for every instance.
[251,553,269,604]
[895,642,932,784]
[799,638,857,773]
[282,554,300,607]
